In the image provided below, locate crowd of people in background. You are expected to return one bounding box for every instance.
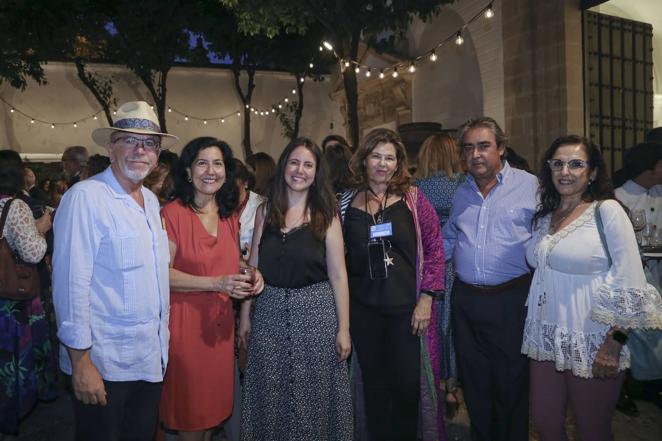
[1,100,661,441]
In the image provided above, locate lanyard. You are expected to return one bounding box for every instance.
[365,188,387,226]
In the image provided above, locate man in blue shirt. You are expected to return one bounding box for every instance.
[53,101,177,441]
[443,117,538,441]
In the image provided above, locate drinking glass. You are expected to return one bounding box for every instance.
[630,209,647,246]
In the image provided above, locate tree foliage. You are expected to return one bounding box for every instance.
[222,0,454,147]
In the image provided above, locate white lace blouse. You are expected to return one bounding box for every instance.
[0,197,47,263]
[521,200,662,378]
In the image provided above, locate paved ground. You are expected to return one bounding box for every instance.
[2,381,660,441]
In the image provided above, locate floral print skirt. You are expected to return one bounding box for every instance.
[0,296,58,434]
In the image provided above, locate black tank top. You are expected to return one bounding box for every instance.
[258,223,328,288]
[345,199,417,308]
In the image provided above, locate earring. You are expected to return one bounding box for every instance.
[187,176,192,183]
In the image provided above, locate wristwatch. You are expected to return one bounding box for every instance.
[611,330,628,345]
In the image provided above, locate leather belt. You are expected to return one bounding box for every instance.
[457,273,532,294]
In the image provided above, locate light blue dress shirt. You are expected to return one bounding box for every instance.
[443,161,538,286]
[53,167,170,382]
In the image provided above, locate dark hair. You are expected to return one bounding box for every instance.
[0,150,25,196]
[246,152,276,196]
[86,154,110,177]
[534,135,614,225]
[173,137,239,218]
[349,128,411,195]
[322,134,351,151]
[233,159,256,191]
[506,147,531,173]
[457,116,508,152]
[265,137,336,240]
[323,141,352,194]
[623,142,662,178]
[158,149,179,169]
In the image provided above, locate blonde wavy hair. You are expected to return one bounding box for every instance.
[414,133,463,179]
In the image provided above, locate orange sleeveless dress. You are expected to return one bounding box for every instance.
[159,199,239,430]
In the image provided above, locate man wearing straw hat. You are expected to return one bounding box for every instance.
[53,101,178,440]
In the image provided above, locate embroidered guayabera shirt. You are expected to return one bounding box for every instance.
[53,167,170,382]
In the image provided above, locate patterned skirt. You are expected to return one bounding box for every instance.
[0,297,58,434]
[240,281,352,441]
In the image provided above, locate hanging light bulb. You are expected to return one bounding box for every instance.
[354,66,360,74]
[319,45,323,51]
[344,61,350,68]
[292,88,296,94]
[73,122,78,128]
[300,77,305,83]
[113,110,117,115]
[430,51,437,62]
[392,68,399,78]
[93,115,98,120]
[271,108,276,113]
[184,115,189,121]
[51,123,55,129]
[309,62,314,69]
[278,104,283,109]
[408,63,416,73]
[221,118,225,123]
[485,3,494,19]
[365,69,371,78]
[203,120,208,124]
[237,112,241,117]
[168,107,172,113]
[10,108,15,113]
[30,119,35,124]
[379,70,385,79]
[323,41,333,51]
[284,97,289,103]
[455,32,464,46]
[150,105,154,110]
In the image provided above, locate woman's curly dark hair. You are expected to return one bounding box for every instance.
[534,135,614,226]
[0,150,24,196]
[173,137,239,218]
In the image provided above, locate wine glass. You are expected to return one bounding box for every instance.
[630,209,646,246]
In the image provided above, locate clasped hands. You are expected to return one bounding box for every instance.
[216,269,264,299]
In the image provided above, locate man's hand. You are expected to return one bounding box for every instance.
[68,348,107,406]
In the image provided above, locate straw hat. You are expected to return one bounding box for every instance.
[91,101,179,148]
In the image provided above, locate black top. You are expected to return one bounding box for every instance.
[258,223,328,288]
[345,198,417,308]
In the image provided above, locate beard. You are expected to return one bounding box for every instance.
[120,156,153,183]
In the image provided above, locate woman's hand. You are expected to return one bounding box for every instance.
[411,295,433,336]
[250,269,265,295]
[35,211,52,235]
[592,334,622,378]
[336,329,351,361]
[214,274,253,299]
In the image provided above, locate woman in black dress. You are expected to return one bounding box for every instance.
[239,138,352,441]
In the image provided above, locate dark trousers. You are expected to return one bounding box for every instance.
[451,276,531,441]
[350,299,420,441]
[70,378,162,441]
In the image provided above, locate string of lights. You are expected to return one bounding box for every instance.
[1,1,494,128]
[319,1,494,78]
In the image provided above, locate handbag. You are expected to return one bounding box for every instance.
[595,200,662,380]
[0,198,41,301]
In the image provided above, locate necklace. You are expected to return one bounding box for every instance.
[550,202,583,232]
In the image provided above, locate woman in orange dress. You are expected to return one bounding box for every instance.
[159,137,264,441]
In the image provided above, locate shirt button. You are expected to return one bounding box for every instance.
[480,225,485,229]
[477,245,481,249]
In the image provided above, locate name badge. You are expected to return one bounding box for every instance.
[370,222,393,239]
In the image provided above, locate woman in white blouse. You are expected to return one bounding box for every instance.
[521,135,662,441]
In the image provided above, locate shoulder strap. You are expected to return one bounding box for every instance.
[594,200,612,267]
[0,198,16,240]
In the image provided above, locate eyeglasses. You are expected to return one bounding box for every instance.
[547,159,588,172]
[112,136,161,153]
